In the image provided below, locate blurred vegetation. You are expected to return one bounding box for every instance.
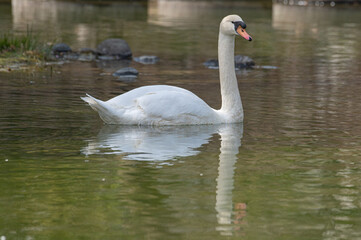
[0,30,52,70]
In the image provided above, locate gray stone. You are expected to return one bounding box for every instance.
[234,55,255,69]
[203,59,219,69]
[113,67,139,78]
[133,55,159,64]
[98,55,118,61]
[78,53,96,62]
[52,43,72,53]
[203,55,255,69]
[112,67,139,82]
[96,38,132,59]
[78,48,96,61]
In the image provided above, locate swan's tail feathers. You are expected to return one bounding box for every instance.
[81,93,97,106]
[81,94,119,124]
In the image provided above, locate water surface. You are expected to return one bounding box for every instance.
[1,1,361,239]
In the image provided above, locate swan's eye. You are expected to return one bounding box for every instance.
[232,21,247,33]
[232,21,247,34]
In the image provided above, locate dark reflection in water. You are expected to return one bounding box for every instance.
[1,1,361,239]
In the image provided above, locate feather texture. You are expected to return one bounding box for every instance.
[82,15,249,125]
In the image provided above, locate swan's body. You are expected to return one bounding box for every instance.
[82,15,252,125]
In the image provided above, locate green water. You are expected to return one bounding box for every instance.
[1,1,361,239]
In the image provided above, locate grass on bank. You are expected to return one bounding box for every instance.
[0,30,52,70]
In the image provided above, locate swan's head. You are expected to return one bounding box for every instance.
[220,15,252,41]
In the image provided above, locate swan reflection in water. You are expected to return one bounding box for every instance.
[82,123,244,235]
[82,124,224,161]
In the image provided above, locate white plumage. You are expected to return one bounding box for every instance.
[81,85,219,125]
[81,15,252,125]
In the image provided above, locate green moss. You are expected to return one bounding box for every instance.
[0,30,52,71]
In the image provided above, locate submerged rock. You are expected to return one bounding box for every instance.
[52,43,72,54]
[133,55,159,64]
[234,55,255,69]
[113,67,138,77]
[203,59,219,69]
[51,43,73,60]
[78,48,96,61]
[63,52,80,60]
[96,38,132,59]
[253,65,278,70]
[112,67,139,82]
[203,55,255,69]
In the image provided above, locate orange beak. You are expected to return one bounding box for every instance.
[236,26,252,41]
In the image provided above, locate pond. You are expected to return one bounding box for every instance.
[1,0,361,239]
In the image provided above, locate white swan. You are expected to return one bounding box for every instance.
[81,15,252,125]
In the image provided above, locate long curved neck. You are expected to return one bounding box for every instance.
[218,32,242,113]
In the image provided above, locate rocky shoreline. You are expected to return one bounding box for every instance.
[1,37,260,77]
